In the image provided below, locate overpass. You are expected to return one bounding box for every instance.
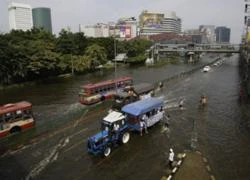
[157,49,240,53]
[154,43,240,53]
[146,43,240,63]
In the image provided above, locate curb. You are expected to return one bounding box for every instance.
[161,151,216,180]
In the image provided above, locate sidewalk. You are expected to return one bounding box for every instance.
[174,152,212,180]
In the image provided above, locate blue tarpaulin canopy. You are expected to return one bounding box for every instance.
[121,98,163,116]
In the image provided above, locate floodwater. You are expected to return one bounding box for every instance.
[0,54,250,180]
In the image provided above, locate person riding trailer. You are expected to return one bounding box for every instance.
[122,97,164,133]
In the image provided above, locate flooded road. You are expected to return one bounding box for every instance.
[1,54,250,180]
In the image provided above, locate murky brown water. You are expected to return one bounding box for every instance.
[0,54,250,180]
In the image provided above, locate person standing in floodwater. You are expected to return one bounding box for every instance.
[164,114,170,128]
[200,95,208,105]
[179,98,184,109]
[140,115,148,136]
[168,148,174,168]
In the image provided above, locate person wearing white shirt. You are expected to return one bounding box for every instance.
[168,148,174,168]
[140,115,148,136]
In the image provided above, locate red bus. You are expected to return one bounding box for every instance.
[79,76,133,105]
[0,101,35,138]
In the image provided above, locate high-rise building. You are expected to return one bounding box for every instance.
[161,12,181,33]
[8,2,33,31]
[139,10,164,29]
[184,29,209,44]
[116,17,137,39]
[79,17,137,40]
[139,10,182,36]
[199,25,216,43]
[215,26,231,43]
[32,7,52,33]
[79,23,109,38]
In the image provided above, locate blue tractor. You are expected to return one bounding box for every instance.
[87,111,130,157]
[87,97,164,157]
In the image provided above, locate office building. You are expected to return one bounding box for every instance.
[80,17,137,39]
[32,7,52,33]
[215,26,231,43]
[116,17,137,39]
[8,2,33,31]
[184,29,209,44]
[139,10,182,36]
[79,23,109,37]
[199,25,216,43]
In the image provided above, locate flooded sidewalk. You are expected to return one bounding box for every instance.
[162,151,215,180]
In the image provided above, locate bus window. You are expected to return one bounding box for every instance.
[23,110,32,119]
[0,115,3,130]
[15,110,22,119]
[0,115,4,124]
[5,113,14,122]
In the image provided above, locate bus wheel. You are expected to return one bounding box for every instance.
[100,96,105,101]
[10,126,21,134]
[121,132,130,144]
[103,146,111,157]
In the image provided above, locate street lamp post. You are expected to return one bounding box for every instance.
[71,53,74,76]
[114,38,117,80]
[114,37,118,92]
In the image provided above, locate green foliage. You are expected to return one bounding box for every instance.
[126,54,147,65]
[0,28,152,85]
[73,55,90,72]
[125,39,152,57]
[85,44,107,69]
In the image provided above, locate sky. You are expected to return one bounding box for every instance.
[0,0,245,43]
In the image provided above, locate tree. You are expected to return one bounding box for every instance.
[125,39,152,57]
[85,44,107,69]
[56,29,75,54]
[27,40,61,77]
[73,55,90,72]
[73,32,88,55]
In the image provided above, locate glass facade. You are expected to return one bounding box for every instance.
[32,8,52,33]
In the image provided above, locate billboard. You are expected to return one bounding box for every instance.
[120,26,131,38]
[125,27,131,38]
[120,26,126,38]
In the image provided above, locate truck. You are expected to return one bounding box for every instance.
[112,83,155,111]
[87,97,164,157]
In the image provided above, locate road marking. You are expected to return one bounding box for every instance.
[25,138,65,180]
[68,128,88,139]
[63,139,87,153]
